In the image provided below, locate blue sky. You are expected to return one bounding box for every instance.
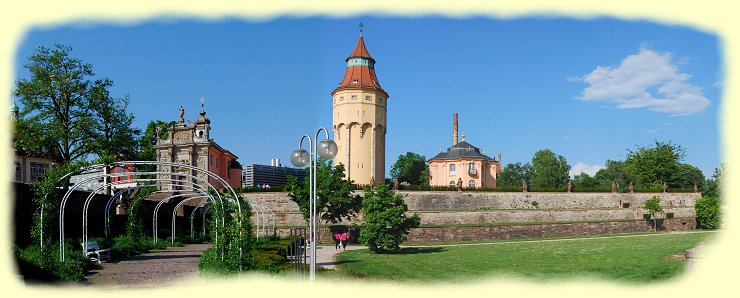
[12,16,723,177]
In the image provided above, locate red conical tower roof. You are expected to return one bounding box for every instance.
[347,34,374,61]
[332,34,387,97]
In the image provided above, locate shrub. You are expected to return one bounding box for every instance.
[15,243,93,282]
[623,203,631,208]
[665,213,675,219]
[360,184,421,253]
[530,201,539,209]
[695,196,720,229]
[643,213,652,220]
[198,247,235,275]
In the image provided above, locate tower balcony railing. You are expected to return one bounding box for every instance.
[468,169,477,175]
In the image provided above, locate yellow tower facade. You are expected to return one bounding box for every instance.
[332,33,388,185]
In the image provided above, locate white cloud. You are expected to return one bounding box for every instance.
[571,47,710,116]
[645,127,659,134]
[569,162,605,178]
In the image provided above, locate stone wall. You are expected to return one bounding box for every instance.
[244,191,699,227]
[396,191,698,210]
[270,218,696,243]
[416,207,694,225]
[404,218,696,243]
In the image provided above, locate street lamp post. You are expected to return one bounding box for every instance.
[290,127,338,281]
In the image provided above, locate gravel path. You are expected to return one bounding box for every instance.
[315,245,364,269]
[85,243,211,288]
[84,242,364,287]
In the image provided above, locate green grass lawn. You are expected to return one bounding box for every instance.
[328,231,714,284]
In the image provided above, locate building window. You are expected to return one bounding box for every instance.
[449,181,455,187]
[15,162,21,181]
[30,162,48,182]
[352,80,358,84]
[469,163,476,175]
[351,95,357,100]
[340,96,344,101]
[469,180,476,188]
[449,164,456,176]
[365,95,372,101]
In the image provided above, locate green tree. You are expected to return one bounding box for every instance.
[13,44,128,163]
[359,184,421,252]
[530,149,570,188]
[498,162,532,187]
[285,159,363,224]
[695,196,720,229]
[572,172,600,189]
[701,165,724,199]
[673,163,705,188]
[390,152,429,185]
[644,196,663,232]
[624,141,685,188]
[88,92,141,160]
[136,120,168,172]
[594,160,630,191]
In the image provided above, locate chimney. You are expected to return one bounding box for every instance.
[453,112,459,146]
[498,152,502,163]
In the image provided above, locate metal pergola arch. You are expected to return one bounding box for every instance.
[56,161,277,270]
[190,203,212,240]
[64,171,228,260]
[170,196,214,245]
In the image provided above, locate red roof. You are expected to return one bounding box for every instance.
[333,34,387,96]
[347,34,374,61]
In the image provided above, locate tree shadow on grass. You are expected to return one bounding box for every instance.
[376,247,446,255]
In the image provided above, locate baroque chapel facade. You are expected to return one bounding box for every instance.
[154,101,242,191]
[332,33,387,185]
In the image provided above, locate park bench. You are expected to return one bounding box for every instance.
[82,241,111,263]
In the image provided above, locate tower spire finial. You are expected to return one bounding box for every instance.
[359,22,364,35]
[200,96,205,112]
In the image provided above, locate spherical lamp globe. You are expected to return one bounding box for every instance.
[290,149,310,167]
[317,139,338,160]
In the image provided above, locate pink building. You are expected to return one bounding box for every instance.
[428,113,501,189]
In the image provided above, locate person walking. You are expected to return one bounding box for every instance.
[340,231,349,250]
[334,232,341,250]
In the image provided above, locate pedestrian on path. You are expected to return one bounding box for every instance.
[334,232,341,250]
[340,231,348,250]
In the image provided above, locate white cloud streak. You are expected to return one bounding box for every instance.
[572,48,710,116]
[569,162,605,178]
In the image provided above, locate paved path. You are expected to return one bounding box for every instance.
[85,243,211,288]
[315,245,364,269]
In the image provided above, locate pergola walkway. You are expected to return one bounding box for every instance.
[85,243,211,287]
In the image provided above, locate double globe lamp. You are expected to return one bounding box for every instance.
[290,128,338,281]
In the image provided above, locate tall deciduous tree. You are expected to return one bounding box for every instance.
[530,149,570,188]
[13,44,136,163]
[572,172,600,189]
[701,165,723,199]
[674,163,705,189]
[286,159,363,224]
[498,162,532,187]
[624,140,685,188]
[88,92,140,160]
[359,184,420,252]
[136,120,168,172]
[594,160,629,191]
[390,152,429,185]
